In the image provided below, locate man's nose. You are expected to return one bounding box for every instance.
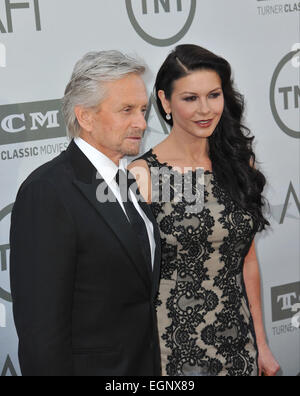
[133,113,147,131]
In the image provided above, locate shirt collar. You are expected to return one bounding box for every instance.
[74,137,127,186]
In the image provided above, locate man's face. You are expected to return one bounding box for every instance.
[81,73,148,163]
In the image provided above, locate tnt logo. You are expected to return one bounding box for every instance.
[141,0,183,14]
[270,47,300,139]
[278,45,300,111]
[0,42,6,67]
[126,0,197,47]
[278,86,300,110]
[1,110,60,134]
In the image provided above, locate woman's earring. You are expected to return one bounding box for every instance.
[166,113,172,121]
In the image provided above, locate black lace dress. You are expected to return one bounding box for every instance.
[139,149,259,377]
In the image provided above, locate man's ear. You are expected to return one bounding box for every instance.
[157,90,171,115]
[74,106,94,133]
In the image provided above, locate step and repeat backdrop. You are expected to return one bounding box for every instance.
[0,0,299,376]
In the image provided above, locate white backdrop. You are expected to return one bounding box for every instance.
[0,0,299,376]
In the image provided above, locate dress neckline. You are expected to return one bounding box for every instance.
[149,148,214,176]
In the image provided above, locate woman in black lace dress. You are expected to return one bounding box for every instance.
[129,45,279,376]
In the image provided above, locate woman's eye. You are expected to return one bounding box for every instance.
[183,96,197,102]
[209,92,221,99]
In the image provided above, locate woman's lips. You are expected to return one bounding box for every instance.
[194,119,213,128]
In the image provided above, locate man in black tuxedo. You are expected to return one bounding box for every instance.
[10,51,161,376]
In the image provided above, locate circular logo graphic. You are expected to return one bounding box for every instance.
[126,0,197,47]
[270,49,300,139]
[0,204,13,303]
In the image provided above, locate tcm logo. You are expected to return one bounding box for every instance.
[126,0,197,47]
[270,46,300,139]
[2,111,59,133]
[0,0,41,33]
[271,282,300,324]
[0,99,66,146]
[0,42,6,67]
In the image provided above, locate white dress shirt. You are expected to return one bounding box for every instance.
[74,137,156,270]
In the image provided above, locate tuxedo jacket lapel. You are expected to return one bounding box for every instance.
[139,200,161,299]
[67,141,151,291]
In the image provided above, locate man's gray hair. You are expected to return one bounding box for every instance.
[62,50,146,138]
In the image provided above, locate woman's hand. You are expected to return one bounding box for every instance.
[258,343,280,376]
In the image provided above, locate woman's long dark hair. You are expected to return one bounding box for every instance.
[155,44,269,231]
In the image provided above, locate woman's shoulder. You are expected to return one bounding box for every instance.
[135,148,153,163]
[128,138,171,173]
[128,152,154,204]
[130,144,161,170]
[128,158,150,175]
[129,148,153,171]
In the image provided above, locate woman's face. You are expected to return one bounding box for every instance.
[159,69,224,139]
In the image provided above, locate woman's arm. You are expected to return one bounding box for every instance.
[243,240,280,376]
[128,159,152,203]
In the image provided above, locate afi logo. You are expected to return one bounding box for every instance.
[0,42,6,67]
[146,93,170,136]
[0,0,41,33]
[278,182,300,224]
[1,355,18,376]
[0,204,13,304]
[141,0,183,14]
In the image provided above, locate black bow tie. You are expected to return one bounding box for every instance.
[114,169,152,272]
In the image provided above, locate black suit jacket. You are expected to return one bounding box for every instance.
[10,140,162,376]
